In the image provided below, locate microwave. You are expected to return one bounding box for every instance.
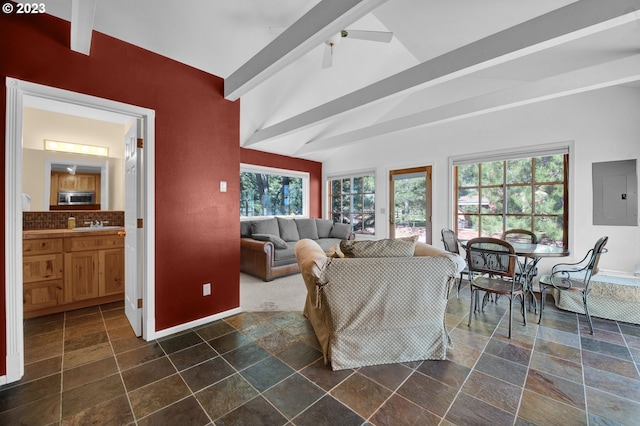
[58,191,96,205]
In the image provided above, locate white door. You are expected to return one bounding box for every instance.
[124,121,142,336]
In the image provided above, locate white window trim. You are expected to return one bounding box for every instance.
[326,169,377,237]
[240,163,310,219]
[447,141,574,248]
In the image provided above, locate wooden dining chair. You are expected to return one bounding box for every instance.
[441,228,469,298]
[466,237,526,339]
[538,236,608,334]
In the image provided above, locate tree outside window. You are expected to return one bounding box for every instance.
[455,154,567,246]
[240,171,305,217]
[329,174,375,235]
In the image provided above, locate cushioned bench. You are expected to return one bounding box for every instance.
[551,273,640,325]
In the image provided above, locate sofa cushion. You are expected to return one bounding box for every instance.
[329,223,351,240]
[315,218,333,238]
[251,218,279,237]
[277,217,300,242]
[340,236,418,258]
[252,233,288,249]
[240,221,252,238]
[274,242,297,266]
[295,218,319,240]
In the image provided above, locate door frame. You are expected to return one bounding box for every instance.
[389,166,433,243]
[4,77,156,384]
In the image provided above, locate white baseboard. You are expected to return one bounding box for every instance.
[152,307,242,340]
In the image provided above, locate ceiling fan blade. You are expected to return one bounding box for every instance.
[322,43,333,68]
[343,30,393,43]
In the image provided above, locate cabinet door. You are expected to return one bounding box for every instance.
[24,280,63,312]
[50,173,59,206]
[77,175,96,191]
[99,248,125,296]
[58,174,77,191]
[23,253,63,283]
[64,251,99,302]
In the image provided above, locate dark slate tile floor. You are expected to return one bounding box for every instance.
[2,283,640,425]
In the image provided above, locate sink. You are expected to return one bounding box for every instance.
[73,226,123,231]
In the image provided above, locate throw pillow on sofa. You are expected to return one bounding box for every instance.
[329,223,351,239]
[251,218,279,236]
[252,233,288,249]
[315,218,334,238]
[340,236,418,258]
[295,218,319,240]
[277,217,300,242]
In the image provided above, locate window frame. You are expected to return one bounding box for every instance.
[327,171,377,236]
[240,163,310,219]
[450,145,570,247]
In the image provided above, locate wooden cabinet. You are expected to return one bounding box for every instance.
[65,250,100,302]
[23,232,124,318]
[100,249,125,296]
[23,238,64,314]
[64,234,124,303]
[49,171,101,206]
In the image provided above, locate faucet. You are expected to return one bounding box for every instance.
[84,220,108,228]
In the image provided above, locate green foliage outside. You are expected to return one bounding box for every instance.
[330,175,375,234]
[393,176,426,227]
[457,155,566,245]
[240,172,303,217]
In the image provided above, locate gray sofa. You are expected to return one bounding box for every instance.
[240,217,353,281]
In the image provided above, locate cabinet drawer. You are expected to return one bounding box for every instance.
[23,253,63,283]
[24,280,63,312]
[23,238,63,256]
[64,235,124,252]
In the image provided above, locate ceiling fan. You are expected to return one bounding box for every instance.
[322,29,393,68]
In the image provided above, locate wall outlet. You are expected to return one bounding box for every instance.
[203,283,211,296]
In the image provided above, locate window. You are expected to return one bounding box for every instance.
[328,173,376,235]
[240,165,309,217]
[455,153,568,246]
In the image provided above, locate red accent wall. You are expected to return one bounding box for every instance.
[0,12,245,375]
[240,148,323,218]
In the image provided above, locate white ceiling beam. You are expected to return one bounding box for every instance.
[296,54,640,154]
[70,0,97,55]
[246,0,640,146]
[224,0,388,101]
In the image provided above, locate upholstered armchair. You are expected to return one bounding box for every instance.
[294,238,465,370]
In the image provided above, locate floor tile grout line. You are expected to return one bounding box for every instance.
[515,299,540,426]
[439,290,506,424]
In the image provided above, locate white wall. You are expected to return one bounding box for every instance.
[22,107,126,211]
[323,87,640,275]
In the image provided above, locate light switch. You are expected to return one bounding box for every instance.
[220,181,227,192]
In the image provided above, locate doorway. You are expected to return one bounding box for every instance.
[389,166,433,244]
[4,77,156,384]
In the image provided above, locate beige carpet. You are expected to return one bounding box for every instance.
[240,272,307,312]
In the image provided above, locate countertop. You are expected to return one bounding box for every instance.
[23,227,125,239]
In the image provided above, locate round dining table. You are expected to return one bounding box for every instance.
[460,239,570,312]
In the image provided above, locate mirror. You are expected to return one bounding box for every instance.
[45,159,109,210]
[21,105,127,212]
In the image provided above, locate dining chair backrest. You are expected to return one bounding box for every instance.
[503,229,538,244]
[466,237,516,278]
[587,236,609,277]
[441,228,460,255]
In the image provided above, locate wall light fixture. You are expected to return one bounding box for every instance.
[44,139,109,157]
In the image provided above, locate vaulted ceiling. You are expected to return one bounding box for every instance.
[42,0,640,162]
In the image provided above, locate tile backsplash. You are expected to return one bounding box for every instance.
[23,211,125,230]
